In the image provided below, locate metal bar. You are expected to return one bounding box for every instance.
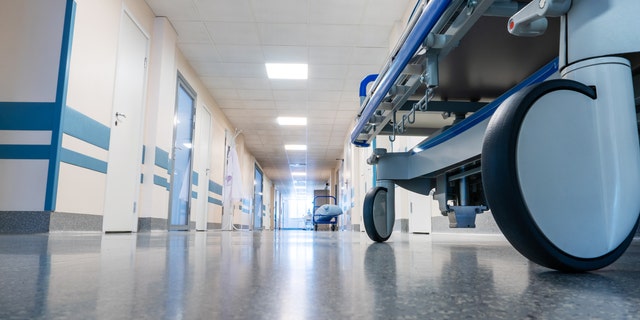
[448,166,482,181]
[351,0,453,147]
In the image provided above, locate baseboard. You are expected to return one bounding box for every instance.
[0,211,50,234]
[50,212,102,232]
[137,217,168,231]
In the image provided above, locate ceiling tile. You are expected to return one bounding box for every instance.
[309,47,353,65]
[244,100,277,109]
[232,77,272,90]
[357,25,392,47]
[172,21,210,43]
[272,90,308,101]
[363,0,414,26]
[308,90,342,102]
[178,44,220,62]
[351,47,389,65]
[258,23,308,46]
[205,22,260,45]
[309,0,365,25]
[215,45,265,63]
[308,78,345,91]
[237,89,274,100]
[308,25,359,47]
[308,64,348,79]
[194,0,254,22]
[251,0,309,24]
[269,79,308,90]
[263,46,309,63]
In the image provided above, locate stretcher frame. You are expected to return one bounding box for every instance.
[352,0,640,271]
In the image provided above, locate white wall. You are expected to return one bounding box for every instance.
[0,0,67,211]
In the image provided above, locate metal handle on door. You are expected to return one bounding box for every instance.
[115,112,127,126]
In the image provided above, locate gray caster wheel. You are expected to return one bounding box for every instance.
[363,186,394,242]
[482,79,640,272]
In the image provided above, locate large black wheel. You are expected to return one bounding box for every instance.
[482,79,640,272]
[363,186,394,242]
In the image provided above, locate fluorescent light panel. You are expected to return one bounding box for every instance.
[285,144,307,151]
[291,172,306,176]
[277,117,307,126]
[266,63,308,79]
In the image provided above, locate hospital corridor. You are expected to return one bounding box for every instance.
[2,0,640,319]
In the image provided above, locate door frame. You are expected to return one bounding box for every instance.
[167,73,197,231]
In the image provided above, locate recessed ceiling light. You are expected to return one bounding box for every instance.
[285,144,307,151]
[277,117,307,126]
[291,172,306,176]
[266,63,308,79]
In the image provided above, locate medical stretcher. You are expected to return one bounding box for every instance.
[352,0,640,271]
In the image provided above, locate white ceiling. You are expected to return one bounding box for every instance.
[145,0,416,193]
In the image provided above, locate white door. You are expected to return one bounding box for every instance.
[195,105,212,231]
[103,13,148,232]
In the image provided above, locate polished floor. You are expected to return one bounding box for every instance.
[1,230,640,319]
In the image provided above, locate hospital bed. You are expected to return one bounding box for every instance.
[352,0,640,271]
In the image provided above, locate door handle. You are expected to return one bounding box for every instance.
[115,112,127,126]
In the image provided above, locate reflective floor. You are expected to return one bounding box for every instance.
[1,230,640,319]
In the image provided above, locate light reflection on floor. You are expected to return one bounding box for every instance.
[1,230,640,319]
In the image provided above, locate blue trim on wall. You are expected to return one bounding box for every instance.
[155,147,170,170]
[45,0,76,211]
[153,175,170,190]
[208,197,222,206]
[0,102,56,130]
[0,145,50,159]
[209,180,223,196]
[191,191,198,199]
[192,171,199,186]
[60,148,107,174]
[63,107,110,150]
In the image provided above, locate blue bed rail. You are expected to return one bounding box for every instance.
[350,0,452,147]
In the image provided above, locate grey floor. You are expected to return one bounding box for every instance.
[1,230,640,320]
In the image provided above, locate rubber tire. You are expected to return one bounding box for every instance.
[363,186,393,242]
[482,79,639,272]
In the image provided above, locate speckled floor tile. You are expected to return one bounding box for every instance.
[0,230,639,319]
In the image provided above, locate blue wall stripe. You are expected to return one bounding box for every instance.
[62,107,110,150]
[0,102,56,130]
[208,197,222,206]
[192,191,197,199]
[209,180,223,195]
[60,148,107,174]
[192,171,199,186]
[0,145,50,159]
[45,0,76,211]
[153,175,170,190]
[154,147,170,170]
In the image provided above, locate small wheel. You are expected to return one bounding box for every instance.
[331,224,336,231]
[363,186,394,242]
[482,79,640,271]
